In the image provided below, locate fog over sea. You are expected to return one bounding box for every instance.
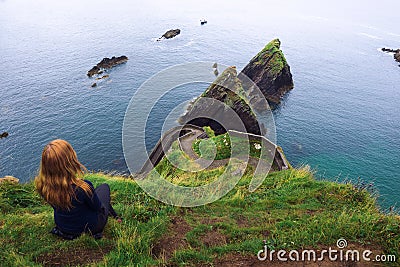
[1,0,399,209]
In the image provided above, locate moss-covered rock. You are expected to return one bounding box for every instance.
[179,66,263,135]
[241,38,294,104]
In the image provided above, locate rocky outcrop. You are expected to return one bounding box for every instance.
[0,176,19,184]
[0,132,9,139]
[179,66,264,135]
[87,56,128,77]
[158,29,180,41]
[382,48,400,64]
[240,39,294,105]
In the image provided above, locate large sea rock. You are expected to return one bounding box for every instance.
[158,29,180,41]
[240,39,294,105]
[179,66,263,135]
[87,56,128,77]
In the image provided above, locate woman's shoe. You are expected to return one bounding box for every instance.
[50,226,80,240]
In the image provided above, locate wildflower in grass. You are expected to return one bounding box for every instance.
[254,143,262,150]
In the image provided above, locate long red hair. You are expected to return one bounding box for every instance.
[35,139,92,210]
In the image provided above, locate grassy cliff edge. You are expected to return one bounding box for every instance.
[0,165,399,266]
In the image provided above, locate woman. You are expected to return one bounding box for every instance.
[35,139,120,240]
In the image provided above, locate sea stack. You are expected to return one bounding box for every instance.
[179,66,263,135]
[240,39,294,105]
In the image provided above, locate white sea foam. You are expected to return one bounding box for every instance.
[358,32,381,40]
[182,39,195,47]
[299,15,329,22]
[386,32,400,38]
[359,24,379,30]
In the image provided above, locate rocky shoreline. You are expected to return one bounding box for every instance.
[87,56,128,77]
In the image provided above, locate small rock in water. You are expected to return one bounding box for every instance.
[0,132,9,139]
[91,83,97,88]
[95,74,110,80]
[212,63,219,76]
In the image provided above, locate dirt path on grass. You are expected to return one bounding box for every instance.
[36,244,113,267]
[151,216,192,261]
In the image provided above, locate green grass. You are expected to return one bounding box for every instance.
[193,131,262,160]
[193,133,232,160]
[1,164,399,266]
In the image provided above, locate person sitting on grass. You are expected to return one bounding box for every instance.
[34,139,121,240]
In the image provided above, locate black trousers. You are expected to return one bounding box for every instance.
[91,183,117,234]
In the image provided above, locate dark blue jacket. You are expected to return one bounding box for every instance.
[53,180,102,234]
